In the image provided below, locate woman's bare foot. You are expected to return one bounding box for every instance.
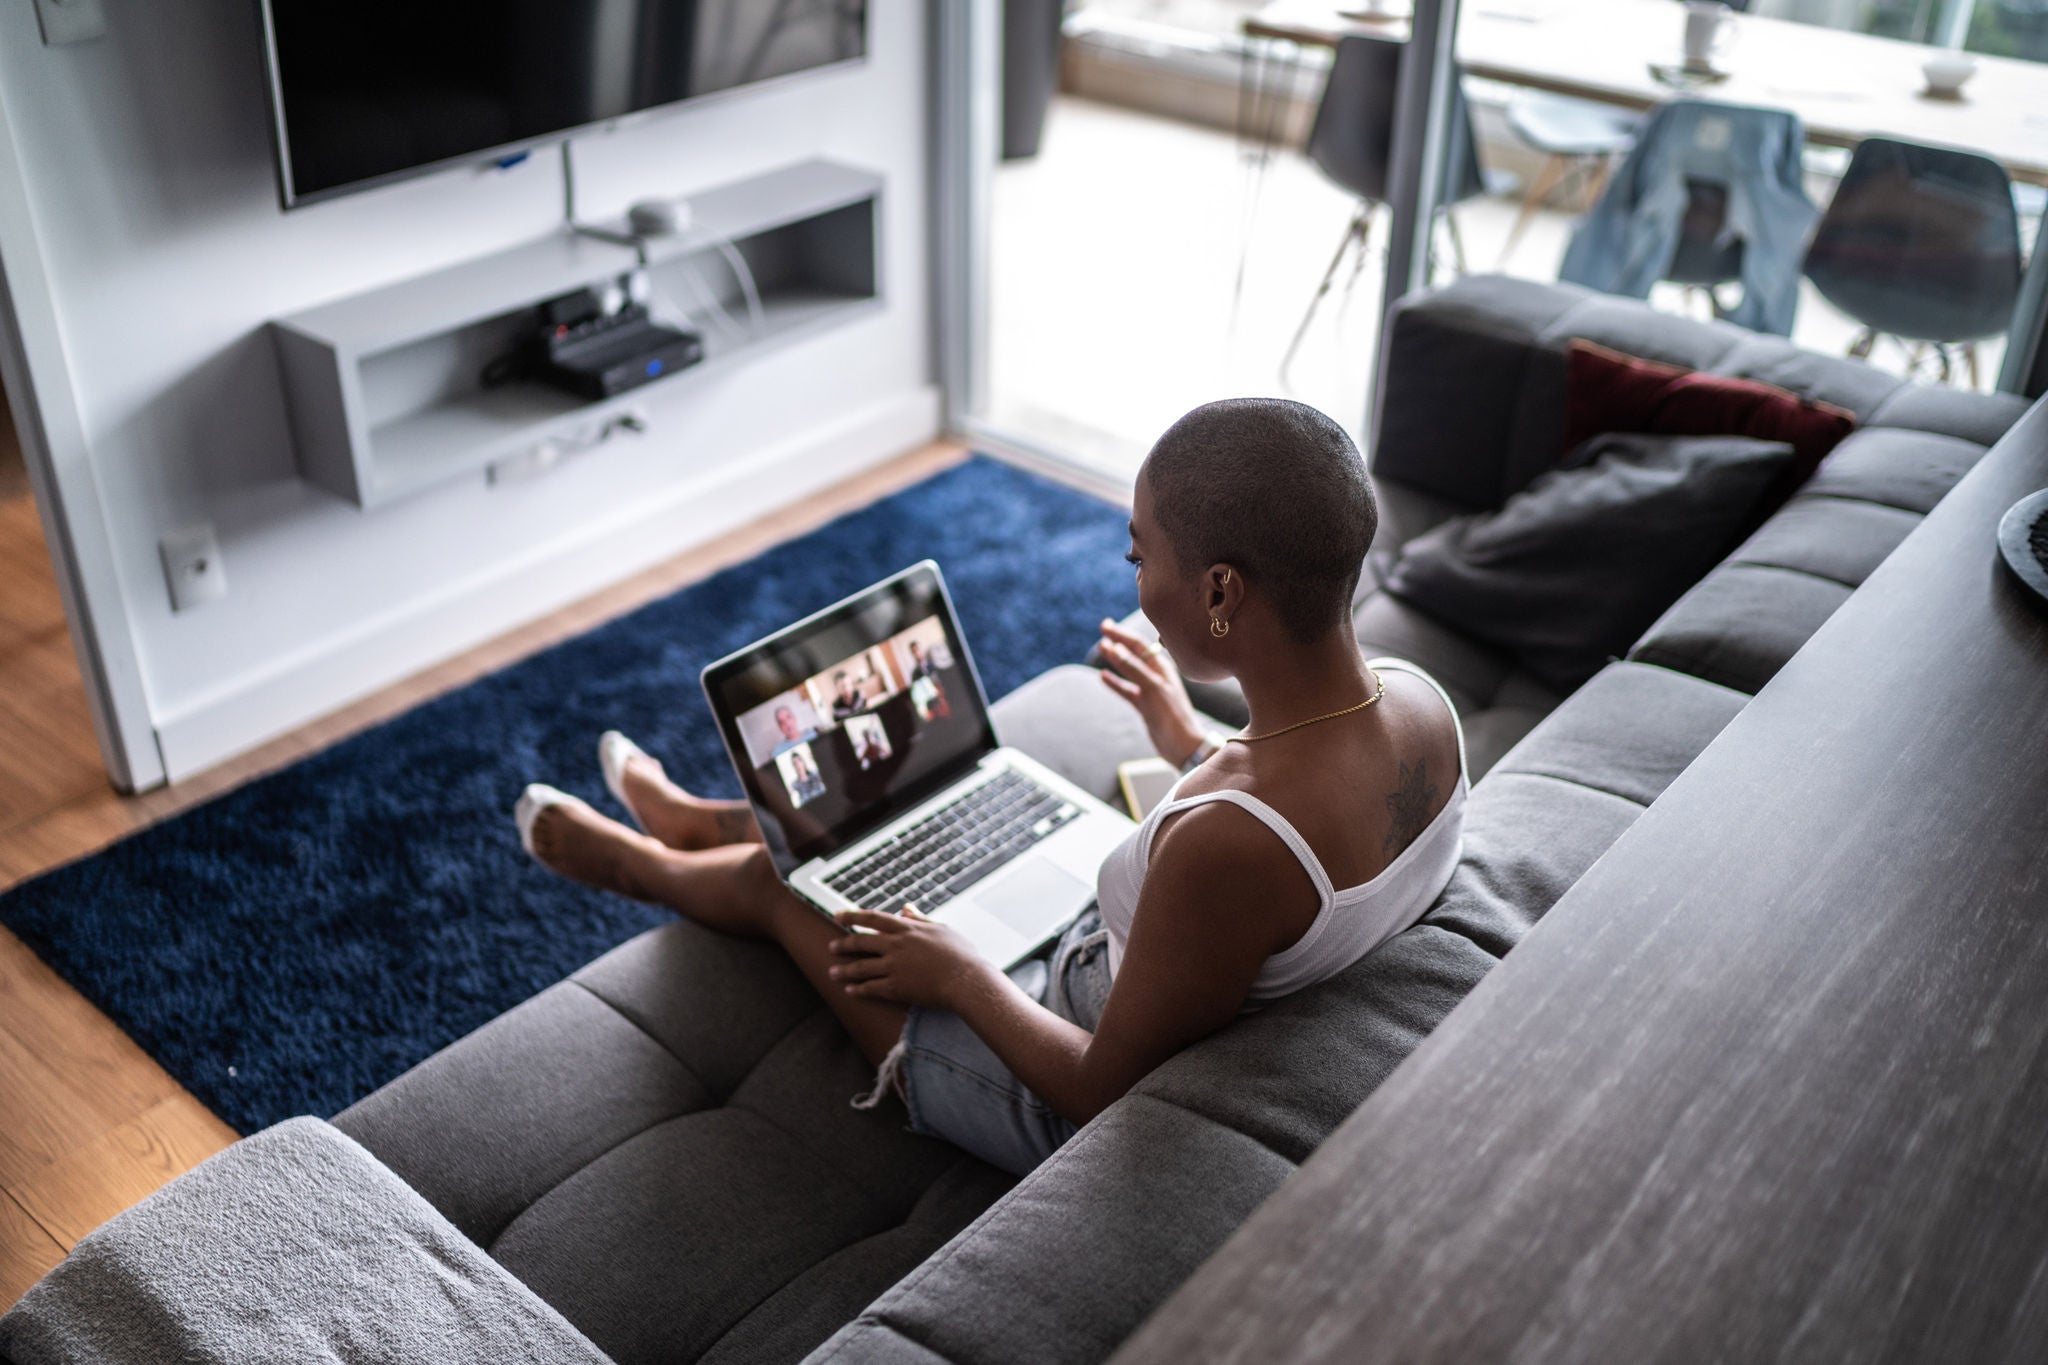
[521,786,776,938]
[617,752,760,851]
[524,791,670,902]
[599,732,759,851]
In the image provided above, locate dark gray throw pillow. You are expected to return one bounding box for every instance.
[1380,432,1801,693]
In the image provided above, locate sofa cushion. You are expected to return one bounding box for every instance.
[334,930,822,1247]
[1411,771,1644,957]
[336,923,1005,1365]
[1864,381,2032,449]
[488,1041,1012,1365]
[1484,661,1748,809]
[1629,563,1853,696]
[1371,275,2023,517]
[1627,422,1996,699]
[1799,426,1989,516]
[1723,496,1921,588]
[697,1164,1014,1365]
[332,981,719,1247]
[1382,432,1803,692]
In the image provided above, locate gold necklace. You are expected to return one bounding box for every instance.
[1228,670,1385,744]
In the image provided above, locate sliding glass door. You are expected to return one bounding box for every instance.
[935,0,1463,486]
[934,0,2048,483]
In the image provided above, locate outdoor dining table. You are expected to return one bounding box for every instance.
[1241,0,2048,189]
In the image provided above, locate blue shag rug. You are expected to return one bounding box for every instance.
[0,456,1134,1136]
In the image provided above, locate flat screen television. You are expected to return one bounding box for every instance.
[258,1,869,209]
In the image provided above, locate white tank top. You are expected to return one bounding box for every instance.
[1094,658,1468,1007]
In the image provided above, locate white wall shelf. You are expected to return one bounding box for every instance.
[272,158,883,509]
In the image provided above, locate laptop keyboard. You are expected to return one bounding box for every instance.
[822,768,1083,912]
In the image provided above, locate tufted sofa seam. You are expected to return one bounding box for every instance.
[1484,766,1652,813]
[1115,1090,1308,1171]
[706,1159,994,1365]
[1861,382,2003,435]
[557,982,973,1257]
[721,1093,911,1227]
[808,1317,950,1365]
[687,1168,944,1364]
[482,1105,713,1258]
[1810,482,1982,519]
[479,1101,901,1276]
[464,990,827,1250]
[568,977,815,1104]
[1604,659,1751,701]
[1692,560,1856,600]
[1720,557,1863,591]
[1791,487,1960,520]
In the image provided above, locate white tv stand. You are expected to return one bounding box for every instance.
[271,158,882,509]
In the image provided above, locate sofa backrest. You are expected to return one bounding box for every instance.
[1371,274,2028,512]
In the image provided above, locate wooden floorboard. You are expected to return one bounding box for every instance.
[0,435,968,1308]
[8,1093,237,1251]
[0,1190,63,1310]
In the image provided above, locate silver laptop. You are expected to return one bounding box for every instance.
[700,562,1134,969]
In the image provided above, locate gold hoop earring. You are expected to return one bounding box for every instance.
[1209,617,1230,639]
[1220,568,1232,586]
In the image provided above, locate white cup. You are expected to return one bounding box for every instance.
[1921,50,1979,96]
[1682,1,1736,70]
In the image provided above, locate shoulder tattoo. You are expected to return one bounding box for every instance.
[1382,759,1440,857]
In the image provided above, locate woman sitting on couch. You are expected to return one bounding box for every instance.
[515,398,1467,1175]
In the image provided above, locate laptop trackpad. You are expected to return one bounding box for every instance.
[975,859,1088,935]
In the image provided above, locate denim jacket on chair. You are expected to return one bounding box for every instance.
[1560,99,1817,336]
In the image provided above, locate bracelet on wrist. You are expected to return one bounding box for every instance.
[1179,736,1221,775]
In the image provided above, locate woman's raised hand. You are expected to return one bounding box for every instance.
[1097,618,1208,768]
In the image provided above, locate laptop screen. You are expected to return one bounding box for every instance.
[700,562,998,874]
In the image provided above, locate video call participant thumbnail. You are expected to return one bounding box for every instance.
[829,670,867,719]
[772,703,817,755]
[844,714,893,770]
[775,744,827,808]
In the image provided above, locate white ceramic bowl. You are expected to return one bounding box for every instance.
[1922,51,1979,96]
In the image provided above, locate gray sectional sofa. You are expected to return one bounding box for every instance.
[2,276,2029,1365]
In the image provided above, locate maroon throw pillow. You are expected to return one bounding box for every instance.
[1563,339,1857,486]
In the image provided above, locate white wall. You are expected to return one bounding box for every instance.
[0,2,937,781]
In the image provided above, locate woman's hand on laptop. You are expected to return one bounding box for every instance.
[1097,618,1206,768]
[827,905,994,1010]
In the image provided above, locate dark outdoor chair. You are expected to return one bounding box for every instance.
[1284,33,1503,377]
[1803,135,2024,387]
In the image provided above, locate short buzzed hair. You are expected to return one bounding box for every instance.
[1144,398,1376,644]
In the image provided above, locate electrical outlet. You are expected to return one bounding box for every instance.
[160,524,227,613]
[34,0,106,45]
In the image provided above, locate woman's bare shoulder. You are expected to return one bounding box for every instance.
[1372,662,1463,781]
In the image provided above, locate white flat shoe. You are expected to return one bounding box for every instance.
[598,730,656,831]
[514,783,590,861]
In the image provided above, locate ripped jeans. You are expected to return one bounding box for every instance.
[854,906,1111,1176]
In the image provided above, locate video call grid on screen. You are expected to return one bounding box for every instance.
[705,566,994,867]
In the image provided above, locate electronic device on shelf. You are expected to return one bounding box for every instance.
[258,1,871,209]
[484,285,704,402]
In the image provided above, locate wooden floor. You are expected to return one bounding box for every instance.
[0,425,969,1311]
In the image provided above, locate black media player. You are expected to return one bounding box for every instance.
[536,304,705,401]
